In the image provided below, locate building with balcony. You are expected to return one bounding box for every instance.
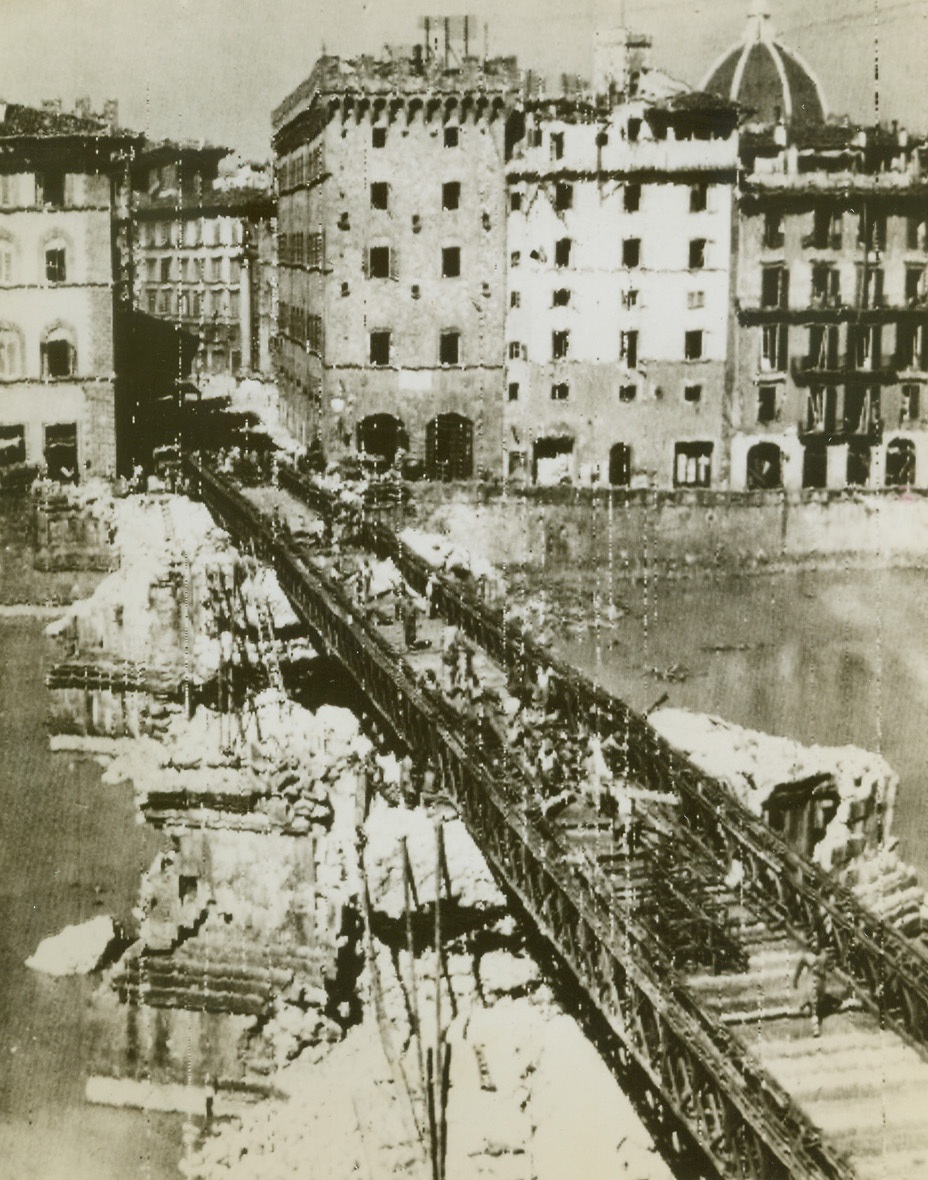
[130,143,276,387]
[730,128,928,490]
[271,17,522,478]
[0,99,139,481]
[504,38,740,486]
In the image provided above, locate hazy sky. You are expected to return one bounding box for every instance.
[3,0,926,159]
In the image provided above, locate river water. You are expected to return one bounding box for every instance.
[2,557,928,1178]
[0,618,182,1180]
[557,565,928,877]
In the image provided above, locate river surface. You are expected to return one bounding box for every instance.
[0,618,182,1180]
[557,565,928,877]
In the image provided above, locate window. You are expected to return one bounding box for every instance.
[443,126,459,148]
[684,384,702,403]
[761,265,789,308]
[689,239,706,269]
[0,176,15,208]
[674,441,713,488]
[684,330,703,360]
[0,239,13,284]
[159,288,172,315]
[856,266,884,308]
[147,290,157,313]
[551,382,569,401]
[372,126,387,148]
[510,291,521,308]
[757,384,778,423]
[624,183,641,213]
[178,291,189,317]
[619,385,636,402]
[510,192,522,212]
[552,288,570,307]
[369,330,391,365]
[442,181,460,211]
[623,289,639,309]
[808,324,840,370]
[439,330,460,365]
[907,215,927,252]
[508,341,523,360]
[371,182,389,210]
[761,324,788,371]
[508,382,520,401]
[211,257,222,283]
[812,206,842,250]
[441,246,461,278]
[858,210,886,251]
[622,238,640,268]
[555,238,572,268]
[620,329,638,368]
[230,290,240,318]
[45,247,66,283]
[41,170,65,207]
[627,118,641,142]
[690,183,708,213]
[368,246,391,279]
[510,251,521,267]
[550,132,565,161]
[44,423,77,482]
[0,424,25,465]
[763,210,784,249]
[0,330,20,378]
[688,290,705,310]
[157,257,169,283]
[43,335,74,379]
[555,182,573,211]
[906,267,925,305]
[811,263,840,305]
[552,330,569,359]
[901,384,920,423]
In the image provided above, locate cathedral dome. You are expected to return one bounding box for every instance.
[701,2,827,126]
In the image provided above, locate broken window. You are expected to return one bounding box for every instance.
[746,442,782,489]
[850,325,882,370]
[690,182,708,213]
[620,330,638,368]
[44,423,78,482]
[907,215,927,252]
[812,205,843,250]
[439,330,460,366]
[552,288,570,307]
[0,424,25,467]
[371,182,389,210]
[43,333,74,378]
[555,238,572,268]
[619,385,636,402]
[886,437,916,486]
[761,324,787,371]
[811,264,840,306]
[847,440,871,486]
[45,247,66,283]
[808,325,840,370]
[901,383,920,423]
[684,330,704,361]
[684,384,702,403]
[369,330,391,366]
[856,265,884,307]
[757,384,778,423]
[552,330,569,359]
[550,382,569,401]
[906,267,926,305]
[622,238,641,268]
[763,210,784,249]
[805,387,839,434]
[372,126,387,148]
[858,209,886,251]
[367,246,392,279]
[555,182,573,212]
[442,246,461,278]
[443,126,459,148]
[41,170,65,207]
[761,265,788,308]
[442,182,460,210]
[674,441,713,487]
[689,239,707,269]
[624,183,641,213]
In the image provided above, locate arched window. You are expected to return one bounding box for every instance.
[886,438,916,487]
[0,326,22,378]
[746,442,783,489]
[357,414,409,469]
[42,325,76,379]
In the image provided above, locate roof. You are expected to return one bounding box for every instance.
[701,4,827,126]
[133,140,230,170]
[0,101,113,139]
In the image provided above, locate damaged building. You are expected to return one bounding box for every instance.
[504,32,740,486]
[706,3,928,490]
[0,99,139,481]
[271,17,522,478]
[130,142,277,385]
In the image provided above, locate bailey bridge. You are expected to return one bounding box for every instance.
[186,455,928,1180]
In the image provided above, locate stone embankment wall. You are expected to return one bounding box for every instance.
[389,484,928,576]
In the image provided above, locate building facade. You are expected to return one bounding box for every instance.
[504,86,739,487]
[272,25,522,477]
[0,101,137,480]
[131,144,276,385]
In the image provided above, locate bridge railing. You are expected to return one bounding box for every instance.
[277,463,928,1056]
[189,455,853,1180]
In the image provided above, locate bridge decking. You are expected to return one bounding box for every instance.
[188,458,928,1180]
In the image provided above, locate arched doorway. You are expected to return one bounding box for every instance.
[357,414,409,467]
[886,438,916,486]
[746,442,782,489]
[425,413,474,480]
[608,443,631,487]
